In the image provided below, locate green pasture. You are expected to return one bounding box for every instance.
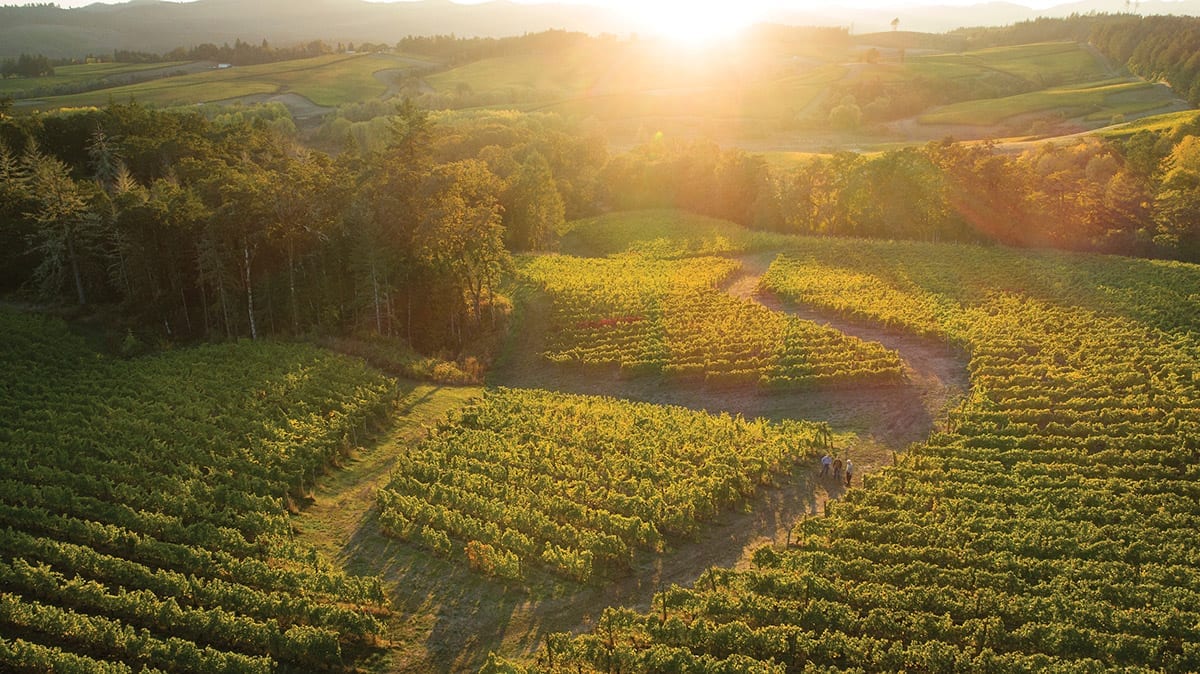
[909,41,1108,83]
[1097,108,1200,139]
[20,52,426,110]
[918,78,1177,126]
[0,61,193,97]
[427,52,594,99]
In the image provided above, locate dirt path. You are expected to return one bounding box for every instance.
[413,252,968,670]
[492,253,966,452]
[301,252,969,672]
[726,252,969,439]
[296,384,483,566]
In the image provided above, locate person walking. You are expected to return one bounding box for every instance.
[832,457,843,481]
[844,459,854,487]
[820,452,832,477]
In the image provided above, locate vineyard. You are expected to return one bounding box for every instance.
[9,209,1200,672]
[376,388,832,583]
[503,239,1200,671]
[0,310,397,672]
[519,254,904,389]
[558,210,795,260]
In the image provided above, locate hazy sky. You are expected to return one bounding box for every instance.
[49,0,1085,9]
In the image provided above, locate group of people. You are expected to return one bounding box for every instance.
[819,453,853,487]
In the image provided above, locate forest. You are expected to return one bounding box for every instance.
[0,102,597,355]
[0,53,54,79]
[3,91,1200,357]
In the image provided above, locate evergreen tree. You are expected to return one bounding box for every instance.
[504,151,563,251]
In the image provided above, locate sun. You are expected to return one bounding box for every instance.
[621,1,768,44]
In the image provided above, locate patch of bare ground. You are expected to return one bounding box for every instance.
[299,251,969,672]
[222,91,333,121]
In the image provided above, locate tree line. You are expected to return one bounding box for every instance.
[0,102,585,352]
[0,53,54,79]
[603,127,1200,260]
[954,13,1200,107]
[3,100,1199,353]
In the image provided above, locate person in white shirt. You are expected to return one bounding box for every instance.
[820,453,832,477]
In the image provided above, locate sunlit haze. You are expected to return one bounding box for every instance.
[615,1,772,43]
[51,0,1095,40]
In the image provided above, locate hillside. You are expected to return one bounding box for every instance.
[0,309,398,671]
[9,0,1200,59]
[485,214,1200,672]
[6,5,1200,670]
[4,199,1200,671]
[0,0,624,59]
[11,33,1188,151]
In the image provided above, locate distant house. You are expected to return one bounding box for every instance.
[217,63,232,69]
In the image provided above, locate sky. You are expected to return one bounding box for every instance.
[39,0,1169,38]
[47,0,1086,9]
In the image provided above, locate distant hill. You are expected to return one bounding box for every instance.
[4,0,1200,60]
[0,0,627,59]
[768,0,1200,34]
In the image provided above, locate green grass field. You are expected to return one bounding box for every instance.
[918,78,1177,126]
[908,41,1109,84]
[0,61,193,97]
[1097,108,1200,139]
[21,53,429,110]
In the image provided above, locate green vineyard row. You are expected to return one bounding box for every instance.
[377,388,833,582]
[520,254,904,388]
[0,311,395,672]
[505,239,1200,671]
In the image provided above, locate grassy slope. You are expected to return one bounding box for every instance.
[295,382,484,568]
[0,61,192,96]
[1097,108,1200,139]
[920,78,1178,125]
[22,52,415,109]
[908,41,1106,83]
[12,38,1179,151]
[559,209,796,258]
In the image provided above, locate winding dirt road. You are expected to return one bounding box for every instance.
[419,252,972,671]
[305,251,970,672]
[492,253,967,453]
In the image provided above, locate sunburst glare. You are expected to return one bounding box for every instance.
[621,0,769,44]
